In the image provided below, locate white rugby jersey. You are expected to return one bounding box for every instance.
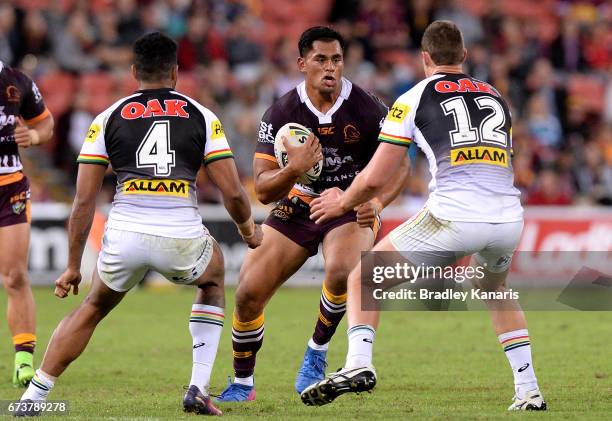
[78,88,234,238]
[379,73,523,223]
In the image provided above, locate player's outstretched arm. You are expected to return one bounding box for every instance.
[205,158,262,248]
[355,154,410,227]
[340,142,407,210]
[374,154,409,207]
[253,133,322,204]
[311,142,406,224]
[55,163,106,298]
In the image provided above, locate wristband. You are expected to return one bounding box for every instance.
[236,217,255,238]
[29,129,40,146]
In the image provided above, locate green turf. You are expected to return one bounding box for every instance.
[0,286,611,420]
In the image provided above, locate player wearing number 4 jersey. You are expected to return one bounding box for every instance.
[16,32,261,417]
[304,21,546,411]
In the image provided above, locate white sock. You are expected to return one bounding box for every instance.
[308,338,329,352]
[499,329,539,399]
[189,304,224,393]
[21,369,55,401]
[345,324,375,369]
[234,375,254,387]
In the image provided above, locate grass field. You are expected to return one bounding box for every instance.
[1,286,611,420]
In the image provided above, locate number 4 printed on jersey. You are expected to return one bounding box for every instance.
[136,120,176,176]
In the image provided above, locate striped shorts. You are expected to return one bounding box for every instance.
[389,207,523,273]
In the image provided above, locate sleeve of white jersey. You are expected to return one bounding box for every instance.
[378,91,418,148]
[77,114,110,166]
[202,109,234,165]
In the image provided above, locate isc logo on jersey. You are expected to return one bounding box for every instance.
[123,179,189,197]
[451,146,508,167]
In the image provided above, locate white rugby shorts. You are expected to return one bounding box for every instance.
[97,228,214,292]
[389,207,523,273]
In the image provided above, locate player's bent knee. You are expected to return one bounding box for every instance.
[198,258,225,288]
[324,262,352,289]
[195,240,225,288]
[234,284,265,320]
[2,268,29,292]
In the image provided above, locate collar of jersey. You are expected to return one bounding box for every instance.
[432,71,466,76]
[135,87,174,93]
[296,77,352,124]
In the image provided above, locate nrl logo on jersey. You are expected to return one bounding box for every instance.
[123,179,189,197]
[451,146,508,167]
[0,106,16,129]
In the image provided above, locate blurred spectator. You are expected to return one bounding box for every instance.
[116,0,143,45]
[354,0,410,58]
[54,91,94,178]
[0,3,15,64]
[223,84,267,177]
[527,169,573,205]
[434,0,484,47]
[549,17,586,72]
[405,0,435,48]
[527,93,563,149]
[52,11,99,72]
[574,142,612,205]
[226,12,264,84]
[343,42,376,90]
[328,0,361,23]
[177,14,226,71]
[525,58,567,129]
[17,10,51,64]
[466,42,490,82]
[583,21,610,71]
[272,38,303,99]
[95,11,133,69]
[606,71,612,125]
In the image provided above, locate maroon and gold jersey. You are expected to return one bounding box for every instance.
[255,78,387,198]
[0,61,49,176]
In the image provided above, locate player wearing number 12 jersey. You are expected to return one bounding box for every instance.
[305,21,546,411]
[17,32,261,417]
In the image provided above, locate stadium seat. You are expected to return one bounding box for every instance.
[567,75,606,112]
[79,72,115,93]
[175,73,199,98]
[36,71,77,117]
[78,73,117,115]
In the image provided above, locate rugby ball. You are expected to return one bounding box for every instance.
[273,122,323,184]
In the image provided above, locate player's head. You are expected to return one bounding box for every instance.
[421,20,466,77]
[132,31,178,88]
[297,26,346,95]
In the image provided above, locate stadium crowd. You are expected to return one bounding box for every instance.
[1,0,611,206]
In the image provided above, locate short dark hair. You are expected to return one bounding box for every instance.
[298,26,345,57]
[133,32,178,82]
[421,20,465,65]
